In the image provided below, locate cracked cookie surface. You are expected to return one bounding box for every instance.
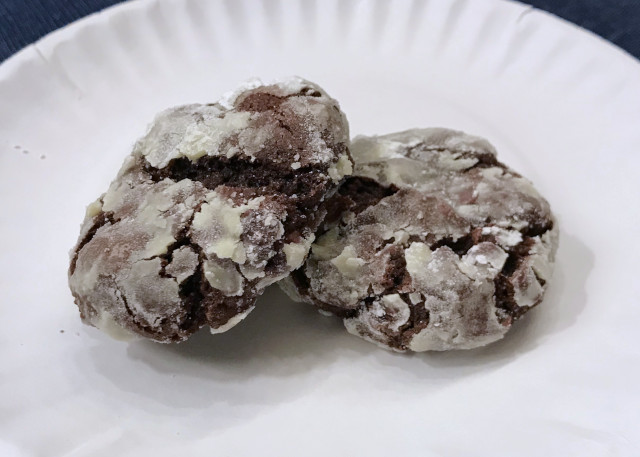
[68,77,351,342]
[281,128,558,351]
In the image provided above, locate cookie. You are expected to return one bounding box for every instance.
[281,128,558,351]
[68,77,351,342]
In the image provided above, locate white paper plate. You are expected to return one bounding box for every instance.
[1,0,639,455]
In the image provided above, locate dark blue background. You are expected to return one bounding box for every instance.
[1,0,639,62]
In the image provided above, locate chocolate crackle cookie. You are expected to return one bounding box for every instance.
[281,128,558,351]
[69,77,351,342]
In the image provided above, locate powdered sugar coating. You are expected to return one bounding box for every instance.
[140,76,351,178]
[69,78,351,342]
[285,128,558,351]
